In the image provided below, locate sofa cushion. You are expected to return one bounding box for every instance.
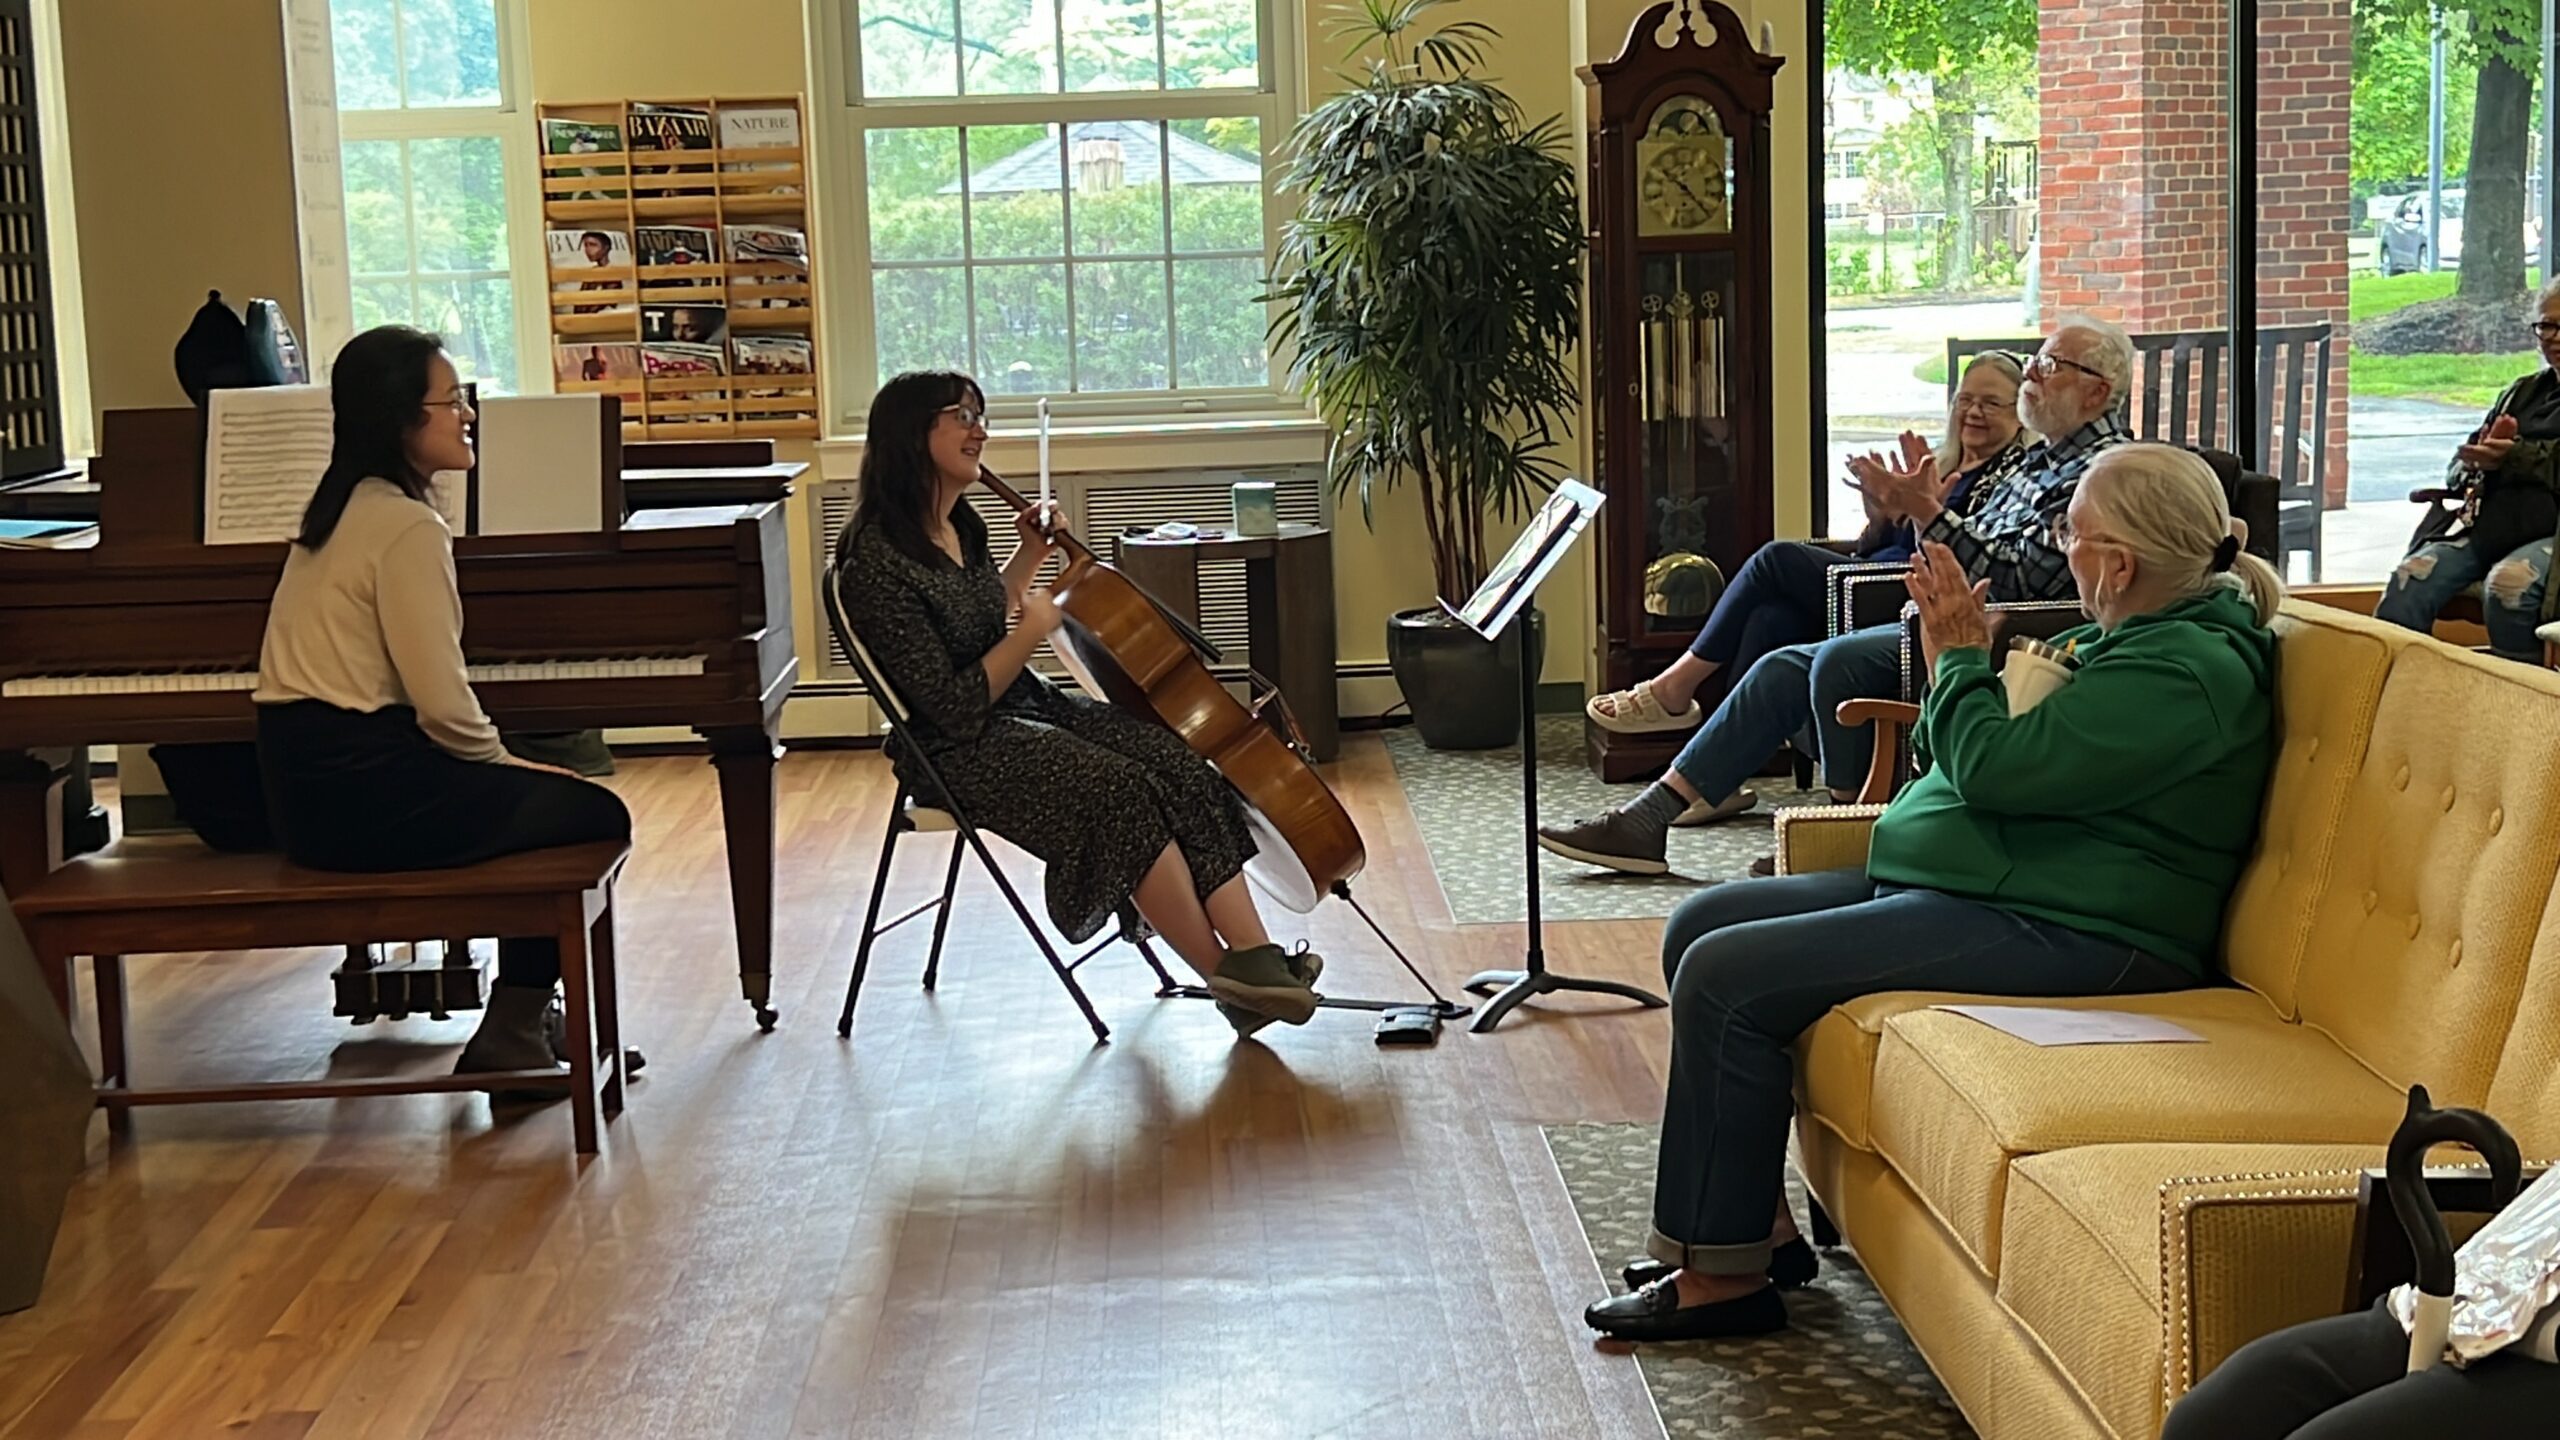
[1999,1143,2386,1440]
[1866,989,2407,1275]
[2487,884,2560,1154]
[1799,989,2271,1155]
[2216,606,2396,1015]
[1798,989,1983,1152]
[2294,641,2560,1109]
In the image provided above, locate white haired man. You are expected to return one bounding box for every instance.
[1540,318,2139,875]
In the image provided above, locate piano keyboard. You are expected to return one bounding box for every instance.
[2,655,709,698]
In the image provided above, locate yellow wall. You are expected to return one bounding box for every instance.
[528,0,810,100]
[59,0,304,424]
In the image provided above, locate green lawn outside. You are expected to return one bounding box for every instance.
[1901,276,2540,406]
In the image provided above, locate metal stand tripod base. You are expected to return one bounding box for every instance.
[1155,984,1470,1022]
[1462,967,1666,1033]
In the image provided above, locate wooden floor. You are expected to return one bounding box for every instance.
[0,740,1687,1440]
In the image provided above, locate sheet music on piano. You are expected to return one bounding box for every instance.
[203,385,468,544]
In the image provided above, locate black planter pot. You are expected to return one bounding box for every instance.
[1386,605,1547,750]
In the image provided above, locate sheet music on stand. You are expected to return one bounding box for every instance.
[1447,479,1605,640]
[203,385,468,544]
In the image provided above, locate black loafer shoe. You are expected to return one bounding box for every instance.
[1583,1278,1787,1342]
[1621,1236,1819,1292]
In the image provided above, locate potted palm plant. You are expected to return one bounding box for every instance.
[1267,0,1585,749]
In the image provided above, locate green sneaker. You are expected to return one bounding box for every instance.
[1211,945,1322,1033]
[1217,949,1323,1037]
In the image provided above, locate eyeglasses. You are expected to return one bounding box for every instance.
[938,403,987,429]
[2046,510,2116,548]
[422,393,474,416]
[2026,351,2108,385]
[2532,320,2560,339]
[1950,391,2013,414]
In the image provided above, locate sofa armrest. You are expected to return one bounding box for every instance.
[2156,1167,2370,1409]
[1772,803,1888,875]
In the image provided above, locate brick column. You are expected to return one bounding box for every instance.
[2038,0,2351,506]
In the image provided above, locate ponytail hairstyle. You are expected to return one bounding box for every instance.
[294,325,445,550]
[2078,442,2287,625]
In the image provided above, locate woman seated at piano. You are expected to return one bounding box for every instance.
[834,370,1320,1036]
[251,325,631,1083]
[2374,275,2560,661]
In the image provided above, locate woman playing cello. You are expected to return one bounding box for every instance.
[834,371,1321,1035]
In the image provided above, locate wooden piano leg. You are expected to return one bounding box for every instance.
[706,725,781,1032]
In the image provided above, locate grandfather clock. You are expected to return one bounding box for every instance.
[1582,0,1783,782]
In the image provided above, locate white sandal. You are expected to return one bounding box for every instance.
[1585,678,1702,735]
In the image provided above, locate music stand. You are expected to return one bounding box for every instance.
[1445,481,1669,1033]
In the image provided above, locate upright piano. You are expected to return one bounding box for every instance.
[0,406,798,1028]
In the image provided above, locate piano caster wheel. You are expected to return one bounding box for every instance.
[755,1005,779,1032]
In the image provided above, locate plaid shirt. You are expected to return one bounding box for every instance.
[1920,412,2130,602]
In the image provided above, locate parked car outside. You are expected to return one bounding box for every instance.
[2376,187,2545,275]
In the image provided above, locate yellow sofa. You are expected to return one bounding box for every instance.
[1773,600,2560,1440]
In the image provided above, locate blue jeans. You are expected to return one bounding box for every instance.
[1669,624,1900,799]
[1688,541,1861,675]
[2375,535,2555,662]
[1648,869,2198,1275]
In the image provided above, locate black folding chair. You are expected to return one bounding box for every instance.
[822,551,1180,1044]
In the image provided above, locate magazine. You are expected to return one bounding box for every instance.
[552,341,644,387]
[636,225,719,292]
[724,223,808,308]
[641,303,728,348]
[719,105,802,193]
[546,228,633,315]
[642,341,728,378]
[734,335,813,395]
[541,118,627,201]
[626,102,714,194]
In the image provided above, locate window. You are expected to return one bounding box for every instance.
[325,0,539,393]
[820,0,1291,423]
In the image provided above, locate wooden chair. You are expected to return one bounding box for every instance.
[9,836,631,1153]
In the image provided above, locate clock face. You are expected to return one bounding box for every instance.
[1637,99,1728,236]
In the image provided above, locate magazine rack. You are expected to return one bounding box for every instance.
[535,96,821,442]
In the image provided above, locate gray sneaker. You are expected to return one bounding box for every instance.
[1207,943,1320,1026]
[1219,949,1324,1038]
[1536,810,1670,875]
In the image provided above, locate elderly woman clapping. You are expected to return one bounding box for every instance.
[1584,443,2288,1342]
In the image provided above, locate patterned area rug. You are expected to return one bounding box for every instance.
[1383,716,1829,925]
[1544,1123,1974,1440]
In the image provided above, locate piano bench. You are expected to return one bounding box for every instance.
[9,835,632,1154]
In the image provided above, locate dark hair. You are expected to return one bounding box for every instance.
[848,369,987,568]
[295,325,445,549]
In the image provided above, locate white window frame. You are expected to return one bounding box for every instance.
[28,0,89,458]
[812,0,1305,432]
[304,0,547,394]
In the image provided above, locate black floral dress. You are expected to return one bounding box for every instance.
[836,521,1258,944]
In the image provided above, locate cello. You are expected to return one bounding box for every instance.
[974,466,1365,912]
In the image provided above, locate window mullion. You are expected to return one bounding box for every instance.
[1159,120,1178,388]
[1057,125,1079,393]
[960,126,983,377]
[1154,0,1170,90]
[389,0,410,109]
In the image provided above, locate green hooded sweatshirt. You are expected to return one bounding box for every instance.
[1865,586,2278,976]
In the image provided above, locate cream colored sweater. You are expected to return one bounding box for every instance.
[252,478,506,763]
